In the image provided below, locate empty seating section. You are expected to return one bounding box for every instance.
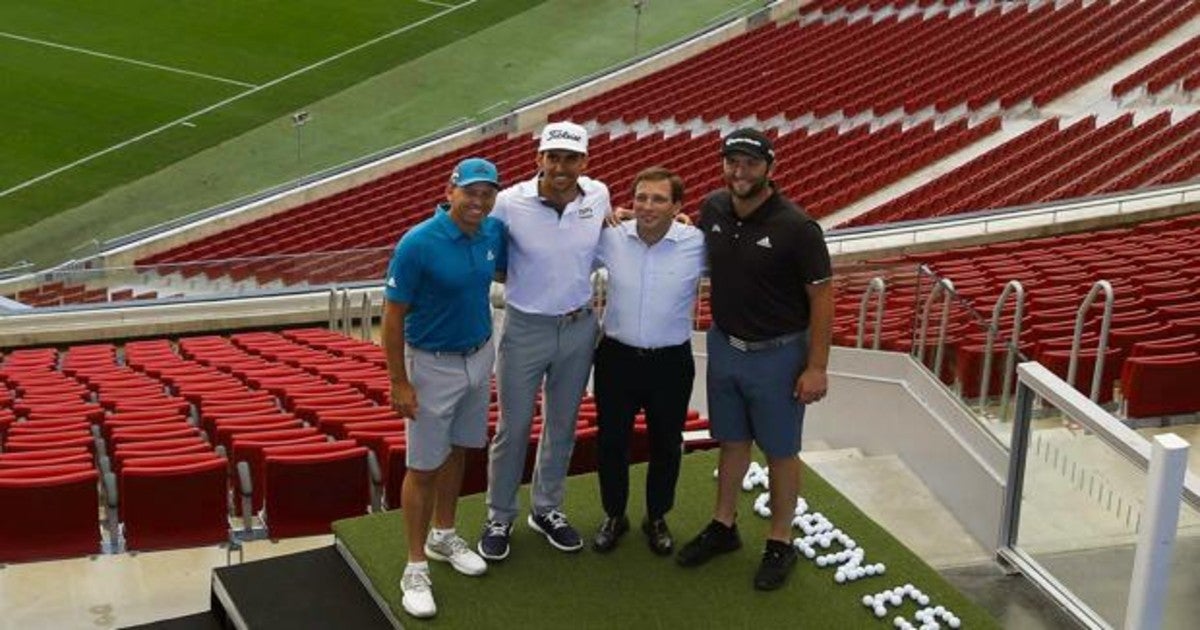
[1112,33,1200,98]
[555,1,1196,124]
[3,281,161,308]
[844,111,1200,227]
[139,120,996,284]
[0,329,709,562]
[833,213,1200,416]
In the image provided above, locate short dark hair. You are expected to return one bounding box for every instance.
[631,166,684,203]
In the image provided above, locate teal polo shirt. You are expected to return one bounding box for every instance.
[384,205,507,352]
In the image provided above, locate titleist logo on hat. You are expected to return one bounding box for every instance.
[726,137,764,150]
[539,121,588,154]
[547,129,582,142]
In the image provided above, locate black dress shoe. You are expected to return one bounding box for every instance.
[592,515,629,553]
[642,517,673,556]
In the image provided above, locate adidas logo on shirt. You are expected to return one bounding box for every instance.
[756,236,772,248]
[711,224,722,233]
[386,277,398,288]
[487,250,495,261]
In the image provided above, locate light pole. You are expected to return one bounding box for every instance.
[632,1,645,55]
[291,110,310,163]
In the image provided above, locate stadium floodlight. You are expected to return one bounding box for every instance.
[292,111,311,162]
[632,1,646,55]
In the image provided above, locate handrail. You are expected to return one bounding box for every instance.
[917,273,955,379]
[979,280,1025,419]
[856,276,886,350]
[1067,280,1114,402]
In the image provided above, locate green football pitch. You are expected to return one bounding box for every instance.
[0,0,541,239]
[0,0,762,270]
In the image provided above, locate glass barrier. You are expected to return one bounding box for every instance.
[1011,395,1200,627]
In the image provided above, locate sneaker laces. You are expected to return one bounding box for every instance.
[542,509,571,530]
[402,570,431,592]
[443,534,471,556]
[485,521,509,537]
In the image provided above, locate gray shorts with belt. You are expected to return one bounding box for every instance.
[486,306,597,523]
[405,338,495,471]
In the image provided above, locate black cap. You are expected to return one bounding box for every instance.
[721,128,775,163]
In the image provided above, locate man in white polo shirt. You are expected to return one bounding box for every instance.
[479,121,611,560]
[591,166,705,556]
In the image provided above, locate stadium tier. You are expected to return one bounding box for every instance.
[3,282,163,307]
[842,110,1200,227]
[0,329,708,563]
[829,213,1200,417]
[553,0,1198,124]
[137,118,998,286]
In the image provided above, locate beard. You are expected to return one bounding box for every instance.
[727,175,769,200]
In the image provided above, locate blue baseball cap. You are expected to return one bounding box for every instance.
[450,157,500,188]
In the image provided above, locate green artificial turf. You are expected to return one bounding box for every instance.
[333,449,1000,628]
[0,0,757,269]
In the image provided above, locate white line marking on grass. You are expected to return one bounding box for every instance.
[416,0,457,8]
[0,0,478,200]
[0,31,258,88]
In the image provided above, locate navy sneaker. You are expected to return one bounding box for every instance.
[527,509,583,552]
[478,520,512,561]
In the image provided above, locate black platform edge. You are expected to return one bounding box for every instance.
[210,544,398,630]
[334,537,404,630]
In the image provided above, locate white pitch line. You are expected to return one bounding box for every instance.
[0,30,258,88]
[0,0,478,200]
[416,0,457,8]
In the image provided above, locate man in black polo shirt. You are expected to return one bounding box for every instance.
[676,128,833,591]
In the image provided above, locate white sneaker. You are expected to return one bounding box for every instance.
[425,533,488,576]
[401,569,436,618]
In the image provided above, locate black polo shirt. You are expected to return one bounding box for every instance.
[698,187,832,341]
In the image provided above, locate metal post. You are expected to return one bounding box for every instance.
[980,280,1025,418]
[340,289,352,336]
[1067,280,1114,402]
[360,293,372,341]
[632,1,645,55]
[328,287,338,330]
[998,377,1036,551]
[856,277,886,350]
[1124,433,1190,630]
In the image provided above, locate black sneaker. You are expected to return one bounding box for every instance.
[528,509,583,552]
[478,520,512,561]
[753,539,798,591]
[592,515,629,553]
[676,520,741,567]
[642,517,673,556]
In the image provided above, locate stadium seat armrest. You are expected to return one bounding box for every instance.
[102,471,118,509]
[236,460,254,533]
[367,450,382,513]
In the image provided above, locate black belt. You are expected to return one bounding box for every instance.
[556,305,593,323]
[723,331,803,353]
[604,336,688,357]
[417,336,491,357]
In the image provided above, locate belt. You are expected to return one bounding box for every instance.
[556,305,593,323]
[604,336,688,357]
[418,336,491,358]
[724,331,803,353]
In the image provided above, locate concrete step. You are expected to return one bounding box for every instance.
[799,446,864,464]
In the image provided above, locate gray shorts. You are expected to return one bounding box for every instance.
[405,339,494,471]
[706,328,808,459]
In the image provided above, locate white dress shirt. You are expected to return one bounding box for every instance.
[491,175,610,315]
[597,220,706,348]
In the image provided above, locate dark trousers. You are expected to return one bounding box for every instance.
[594,336,695,520]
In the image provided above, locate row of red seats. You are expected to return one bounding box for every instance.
[844,110,1200,227]
[4,282,161,308]
[832,214,1200,417]
[556,1,1196,125]
[141,118,993,287]
[1112,33,1200,97]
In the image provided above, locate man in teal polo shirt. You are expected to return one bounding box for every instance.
[382,157,507,619]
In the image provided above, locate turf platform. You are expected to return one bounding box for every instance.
[334,449,1000,628]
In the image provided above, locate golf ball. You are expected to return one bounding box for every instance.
[874,606,888,618]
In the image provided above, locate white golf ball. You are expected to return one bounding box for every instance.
[889,594,903,606]
[845,538,857,549]
[804,547,816,559]
[875,563,887,574]
[948,617,961,629]
[816,556,828,567]
[894,617,907,628]
[835,571,846,583]
[862,595,875,607]
[904,583,915,593]
[874,606,888,618]
[917,594,930,606]
[864,564,877,576]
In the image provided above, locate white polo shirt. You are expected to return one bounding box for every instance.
[598,220,706,348]
[492,174,610,315]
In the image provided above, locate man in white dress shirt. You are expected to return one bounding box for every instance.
[591,166,705,555]
[479,121,611,559]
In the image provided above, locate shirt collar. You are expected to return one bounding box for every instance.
[721,183,780,223]
[434,204,473,241]
[619,219,692,244]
